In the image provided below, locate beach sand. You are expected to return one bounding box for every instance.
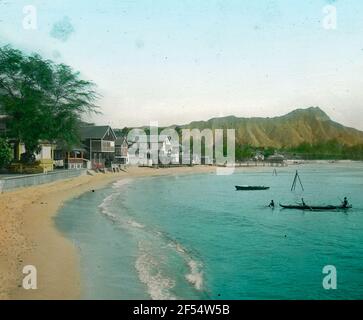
[0,166,215,300]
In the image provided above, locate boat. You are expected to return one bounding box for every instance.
[235,185,270,191]
[279,204,352,211]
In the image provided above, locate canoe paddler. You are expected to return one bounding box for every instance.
[342,197,349,208]
[268,200,275,208]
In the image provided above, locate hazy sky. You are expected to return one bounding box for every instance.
[1,0,363,129]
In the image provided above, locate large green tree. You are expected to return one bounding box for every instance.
[0,46,99,162]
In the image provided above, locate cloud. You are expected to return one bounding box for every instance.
[50,16,75,42]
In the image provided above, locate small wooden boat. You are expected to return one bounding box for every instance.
[279,204,352,211]
[235,185,270,191]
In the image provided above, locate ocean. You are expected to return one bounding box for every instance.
[55,163,363,300]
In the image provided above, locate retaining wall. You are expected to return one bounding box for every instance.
[0,169,87,193]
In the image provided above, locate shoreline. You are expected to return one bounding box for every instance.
[0,166,215,300]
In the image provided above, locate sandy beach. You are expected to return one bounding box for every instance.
[0,166,215,300]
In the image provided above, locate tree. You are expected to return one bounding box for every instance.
[0,46,99,162]
[0,138,12,168]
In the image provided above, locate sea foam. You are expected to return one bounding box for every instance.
[98,179,145,229]
[135,241,177,300]
[100,179,204,298]
[167,240,204,291]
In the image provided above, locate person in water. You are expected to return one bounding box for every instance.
[269,200,275,208]
[342,197,349,208]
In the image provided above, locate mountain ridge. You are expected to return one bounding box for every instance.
[174,107,363,148]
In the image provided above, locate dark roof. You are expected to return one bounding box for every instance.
[80,125,116,140]
[72,145,87,152]
[55,142,87,152]
[115,136,127,145]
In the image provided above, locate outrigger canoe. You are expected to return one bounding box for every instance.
[279,204,352,210]
[235,185,270,191]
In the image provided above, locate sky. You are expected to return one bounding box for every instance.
[1,0,363,129]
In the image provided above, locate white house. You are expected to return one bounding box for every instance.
[253,151,265,161]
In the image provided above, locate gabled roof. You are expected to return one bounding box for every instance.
[55,142,87,152]
[115,136,128,145]
[80,125,116,140]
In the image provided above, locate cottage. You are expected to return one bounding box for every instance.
[115,136,129,165]
[80,125,117,169]
[54,145,88,170]
[0,115,55,171]
[7,141,55,173]
[33,142,55,172]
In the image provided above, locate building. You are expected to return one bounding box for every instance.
[0,115,55,171]
[115,136,129,165]
[32,142,55,171]
[6,141,55,173]
[267,152,286,166]
[54,145,89,170]
[80,125,117,169]
[253,151,265,161]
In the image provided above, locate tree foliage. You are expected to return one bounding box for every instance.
[0,137,12,168]
[0,46,99,161]
[283,139,363,160]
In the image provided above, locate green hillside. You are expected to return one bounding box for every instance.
[179,107,363,148]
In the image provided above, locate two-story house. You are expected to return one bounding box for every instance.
[80,125,117,169]
[115,136,129,165]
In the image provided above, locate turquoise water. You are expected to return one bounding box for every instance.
[55,163,363,300]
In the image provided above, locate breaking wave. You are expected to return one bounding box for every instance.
[186,260,204,291]
[167,240,204,291]
[98,179,145,230]
[112,178,133,189]
[98,179,205,299]
[135,241,177,300]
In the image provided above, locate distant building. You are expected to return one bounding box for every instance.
[80,125,117,169]
[253,151,265,161]
[267,152,286,166]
